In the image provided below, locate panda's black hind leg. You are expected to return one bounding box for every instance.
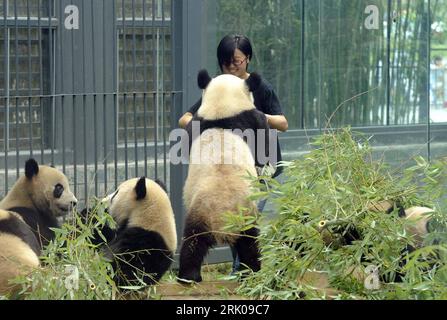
[178,216,215,284]
[234,227,261,274]
[108,227,174,287]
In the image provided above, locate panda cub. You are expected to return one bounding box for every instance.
[0,158,78,248]
[98,177,177,286]
[368,201,435,248]
[178,70,269,283]
[320,203,437,283]
[0,158,77,295]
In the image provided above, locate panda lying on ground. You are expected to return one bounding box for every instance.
[83,177,177,287]
[0,158,77,296]
[316,202,438,283]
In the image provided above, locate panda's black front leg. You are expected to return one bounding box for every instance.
[178,216,215,284]
[79,208,116,246]
[234,227,261,274]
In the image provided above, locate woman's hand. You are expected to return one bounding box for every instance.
[178,112,193,129]
[265,114,289,132]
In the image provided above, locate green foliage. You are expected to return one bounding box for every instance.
[235,128,447,300]
[10,201,120,300]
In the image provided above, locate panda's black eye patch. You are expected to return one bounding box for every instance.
[53,184,64,198]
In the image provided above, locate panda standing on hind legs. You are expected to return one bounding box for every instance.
[177,69,271,284]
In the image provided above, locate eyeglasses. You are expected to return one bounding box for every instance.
[225,57,248,67]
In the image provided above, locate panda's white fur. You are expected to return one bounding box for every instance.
[100,177,177,286]
[103,178,177,252]
[367,201,433,245]
[403,206,434,247]
[184,128,257,245]
[0,161,77,217]
[0,209,40,296]
[0,159,77,247]
[349,202,437,283]
[197,74,256,121]
[178,70,264,283]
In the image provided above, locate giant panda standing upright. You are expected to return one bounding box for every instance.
[178,70,271,283]
[0,158,77,295]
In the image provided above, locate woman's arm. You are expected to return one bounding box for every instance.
[266,114,288,132]
[178,112,194,129]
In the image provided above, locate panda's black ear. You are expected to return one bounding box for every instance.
[25,158,39,179]
[198,69,212,90]
[246,72,261,92]
[135,177,147,200]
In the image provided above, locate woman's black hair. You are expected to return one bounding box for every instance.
[217,34,253,71]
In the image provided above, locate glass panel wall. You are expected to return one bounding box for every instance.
[430,0,447,158]
[202,0,446,165]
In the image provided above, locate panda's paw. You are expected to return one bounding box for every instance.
[176,277,195,285]
[176,274,202,285]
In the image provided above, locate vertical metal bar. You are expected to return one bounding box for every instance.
[142,0,148,177]
[103,0,108,194]
[317,0,321,131]
[3,0,9,192]
[427,0,431,160]
[165,92,172,185]
[73,93,77,195]
[58,0,66,173]
[114,1,118,190]
[14,0,19,177]
[83,92,87,203]
[27,0,33,157]
[386,0,391,125]
[122,0,128,180]
[91,0,98,196]
[170,0,184,249]
[153,92,157,179]
[124,92,128,180]
[82,0,88,204]
[15,95,18,178]
[132,0,138,178]
[152,0,157,179]
[300,0,305,129]
[114,91,118,189]
[133,91,138,178]
[48,0,54,165]
[143,92,148,176]
[38,0,44,163]
[61,94,65,171]
[132,0,136,90]
[72,4,77,197]
[161,0,167,184]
